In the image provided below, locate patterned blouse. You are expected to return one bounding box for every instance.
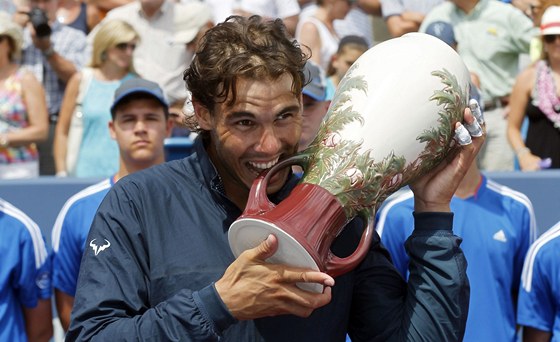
[0,68,38,164]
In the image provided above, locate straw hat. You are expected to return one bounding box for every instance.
[0,12,23,60]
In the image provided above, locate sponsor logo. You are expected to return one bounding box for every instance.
[493,229,507,243]
[90,238,111,255]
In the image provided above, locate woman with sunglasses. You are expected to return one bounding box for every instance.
[54,19,138,177]
[507,4,560,171]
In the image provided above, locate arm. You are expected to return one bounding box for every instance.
[506,67,541,171]
[1,70,48,147]
[297,22,323,67]
[282,14,299,37]
[55,290,74,331]
[385,12,424,38]
[23,299,53,342]
[523,327,552,342]
[31,32,79,83]
[53,72,81,174]
[358,0,382,16]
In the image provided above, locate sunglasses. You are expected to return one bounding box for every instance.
[115,42,137,51]
[544,34,560,43]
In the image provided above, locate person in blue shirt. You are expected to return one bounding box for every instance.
[50,77,172,331]
[0,197,52,341]
[377,160,537,341]
[518,220,560,341]
[67,15,485,341]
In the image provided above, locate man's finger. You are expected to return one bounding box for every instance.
[454,123,472,146]
[469,99,484,125]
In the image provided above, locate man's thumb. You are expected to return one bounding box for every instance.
[253,234,278,260]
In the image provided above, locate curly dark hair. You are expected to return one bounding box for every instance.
[183,15,308,130]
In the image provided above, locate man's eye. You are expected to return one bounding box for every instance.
[237,120,254,126]
[277,113,294,120]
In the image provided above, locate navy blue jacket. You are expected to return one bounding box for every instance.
[67,138,469,341]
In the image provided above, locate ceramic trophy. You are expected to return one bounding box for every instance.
[228,33,470,293]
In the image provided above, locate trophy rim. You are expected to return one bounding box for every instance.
[228,218,323,293]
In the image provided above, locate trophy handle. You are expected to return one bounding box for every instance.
[325,209,375,278]
[243,154,310,216]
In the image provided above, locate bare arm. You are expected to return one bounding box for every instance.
[385,11,424,37]
[53,72,81,174]
[506,66,541,171]
[55,289,74,331]
[523,326,552,342]
[23,298,53,342]
[358,0,382,16]
[2,70,48,147]
[297,22,323,67]
[282,14,299,37]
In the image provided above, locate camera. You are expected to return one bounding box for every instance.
[27,8,51,38]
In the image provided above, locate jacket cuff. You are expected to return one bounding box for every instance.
[413,212,454,231]
[193,283,237,334]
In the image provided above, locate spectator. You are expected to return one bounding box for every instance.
[51,77,171,331]
[13,0,87,176]
[67,15,484,341]
[518,220,560,341]
[296,0,352,70]
[53,19,138,178]
[56,0,94,34]
[0,197,52,342]
[377,160,537,341]
[90,0,195,106]
[380,0,444,37]
[327,34,368,90]
[233,0,300,36]
[0,12,48,179]
[86,0,133,30]
[420,0,538,171]
[334,0,380,47]
[299,60,331,150]
[508,5,560,170]
[169,0,213,130]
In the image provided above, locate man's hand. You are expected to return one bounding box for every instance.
[410,102,486,212]
[215,234,334,320]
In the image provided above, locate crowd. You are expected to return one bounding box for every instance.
[0,0,559,341]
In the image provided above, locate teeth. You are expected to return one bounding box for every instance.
[248,157,279,170]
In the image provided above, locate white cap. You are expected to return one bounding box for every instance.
[173,2,213,45]
[541,6,560,35]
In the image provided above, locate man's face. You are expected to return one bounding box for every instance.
[299,95,329,151]
[196,74,302,206]
[110,98,171,168]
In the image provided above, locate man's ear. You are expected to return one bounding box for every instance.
[193,100,213,130]
[108,120,116,140]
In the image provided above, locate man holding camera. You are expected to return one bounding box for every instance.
[13,0,87,175]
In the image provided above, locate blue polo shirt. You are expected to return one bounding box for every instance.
[51,178,113,296]
[518,221,560,339]
[0,198,50,342]
[377,176,536,341]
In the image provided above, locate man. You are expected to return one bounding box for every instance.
[299,60,332,150]
[0,198,52,342]
[51,78,172,331]
[420,0,538,171]
[377,160,537,341]
[89,0,201,107]
[67,16,484,340]
[14,0,87,175]
[380,0,444,37]
[518,220,560,341]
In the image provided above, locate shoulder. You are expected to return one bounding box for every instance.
[106,2,139,18]
[0,198,47,264]
[521,222,560,291]
[484,178,534,213]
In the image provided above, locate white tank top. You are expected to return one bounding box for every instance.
[297,16,340,71]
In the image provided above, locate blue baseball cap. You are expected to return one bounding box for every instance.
[303,61,328,102]
[110,78,169,115]
[424,21,456,47]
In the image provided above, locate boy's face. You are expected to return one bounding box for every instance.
[110,97,171,168]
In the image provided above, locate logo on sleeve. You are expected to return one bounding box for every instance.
[90,238,111,255]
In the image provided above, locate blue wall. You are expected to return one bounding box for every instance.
[1,170,559,246]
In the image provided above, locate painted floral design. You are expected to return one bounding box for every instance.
[300,66,467,218]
